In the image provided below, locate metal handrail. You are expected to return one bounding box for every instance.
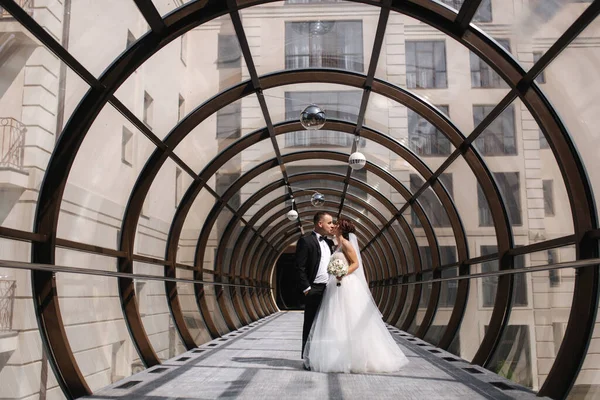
[373,258,600,287]
[0,260,271,289]
[0,278,16,332]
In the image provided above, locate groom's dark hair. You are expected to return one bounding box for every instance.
[314,211,331,225]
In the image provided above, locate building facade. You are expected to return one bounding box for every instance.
[0,0,599,398]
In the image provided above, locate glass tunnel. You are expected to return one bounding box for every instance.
[0,0,599,398]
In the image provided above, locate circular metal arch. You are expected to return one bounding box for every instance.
[23,0,597,398]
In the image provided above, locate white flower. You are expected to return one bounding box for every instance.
[327,258,348,278]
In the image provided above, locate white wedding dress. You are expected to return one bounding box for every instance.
[303,233,409,373]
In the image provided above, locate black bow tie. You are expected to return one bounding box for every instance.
[319,236,326,242]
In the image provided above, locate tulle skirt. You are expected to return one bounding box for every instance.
[303,273,409,373]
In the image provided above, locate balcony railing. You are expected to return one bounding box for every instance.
[0,278,16,332]
[0,117,27,171]
[0,0,33,18]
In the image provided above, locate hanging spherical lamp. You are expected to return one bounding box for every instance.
[300,105,326,130]
[349,152,366,170]
[286,209,298,221]
[311,192,325,207]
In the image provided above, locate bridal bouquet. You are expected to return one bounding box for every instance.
[327,258,348,287]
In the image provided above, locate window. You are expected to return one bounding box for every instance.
[533,52,545,84]
[440,0,492,22]
[539,129,549,149]
[285,21,364,72]
[543,180,554,216]
[470,39,510,88]
[417,247,456,308]
[406,41,447,89]
[478,172,521,226]
[481,246,527,307]
[473,104,516,155]
[178,94,185,123]
[285,91,364,147]
[143,91,153,129]
[548,250,560,287]
[440,267,458,308]
[175,167,183,206]
[121,127,134,166]
[417,246,456,271]
[216,101,241,139]
[126,30,136,48]
[217,34,241,68]
[410,173,453,227]
[180,33,187,65]
[408,106,451,156]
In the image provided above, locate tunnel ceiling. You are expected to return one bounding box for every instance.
[1,0,600,399]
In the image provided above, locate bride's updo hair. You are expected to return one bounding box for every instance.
[337,218,356,240]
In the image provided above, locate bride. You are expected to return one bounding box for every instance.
[303,218,409,373]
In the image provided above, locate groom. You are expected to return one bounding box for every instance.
[295,211,335,359]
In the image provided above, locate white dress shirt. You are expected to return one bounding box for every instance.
[304,231,331,293]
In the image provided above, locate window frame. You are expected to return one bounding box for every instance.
[472,104,517,156]
[406,40,448,89]
[408,105,451,156]
[285,20,364,73]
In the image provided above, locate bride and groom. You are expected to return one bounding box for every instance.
[295,211,409,373]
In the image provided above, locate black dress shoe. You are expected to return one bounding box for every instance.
[303,364,311,371]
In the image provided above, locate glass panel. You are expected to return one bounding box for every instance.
[264,83,361,128]
[0,264,66,400]
[152,0,194,16]
[519,98,577,243]
[11,1,149,77]
[572,280,600,399]
[131,262,186,361]
[219,220,246,328]
[469,39,513,89]
[240,1,379,77]
[0,31,90,232]
[525,244,576,272]
[541,15,600,227]
[390,220,414,274]
[175,268,212,345]
[450,275,495,362]
[201,208,235,334]
[173,96,266,173]
[115,14,243,139]
[396,276,416,329]
[177,189,219,266]
[57,103,156,250]
[231,166,284,211]
[446,155,498,257]
[412,270,433,335]
[247,201,287,228]
[473,0,592,61]
[54,249,142,391]
[425,266,459,345]
[135,158,193,259]
[488,265,576,391]
[364,96,453,173]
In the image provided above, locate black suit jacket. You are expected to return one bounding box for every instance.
[295,232,335,292]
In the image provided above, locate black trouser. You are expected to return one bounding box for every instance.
[302,283,326,356]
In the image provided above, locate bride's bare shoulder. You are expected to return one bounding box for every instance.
[340,237,357,258]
